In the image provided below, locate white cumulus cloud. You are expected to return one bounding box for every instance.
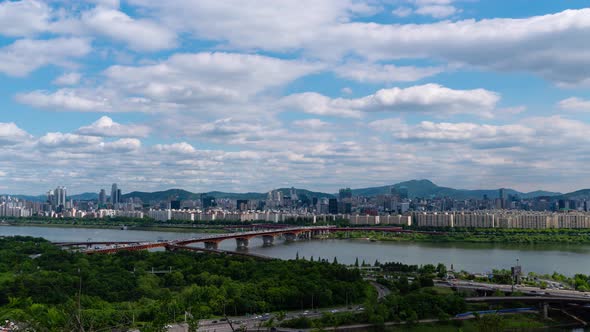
[15,89,108,112]
[80,7,177,51]
[0,38,91,77]
[0,122,32,145]
[283,84,499,118]
[52,72,82,86]
[76,116,151,138]
[558,97,590,112]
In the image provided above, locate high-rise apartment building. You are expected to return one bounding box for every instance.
[55,186,67,207]
[47,190,55,207]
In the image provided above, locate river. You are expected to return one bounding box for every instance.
[2,225,590,276]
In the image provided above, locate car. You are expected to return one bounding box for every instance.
[330,309,339,313]
[302,310,309,316]
[212,320,218,324]
[220,318,227,321]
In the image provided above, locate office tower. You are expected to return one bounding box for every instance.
[339,188,352,200]
[338,188,353,214]
[99,189,106,205]
[499,188,506,209]
[111,183,119,205]
[201,194,215,209]
[569,200,577,211]
[328,198,338,214]
[170,200,181,210]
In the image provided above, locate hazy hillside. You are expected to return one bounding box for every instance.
[4,180,565,202]
[351,179,561,199]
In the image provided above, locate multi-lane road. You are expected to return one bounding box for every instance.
[162,279,590,332]
[197,306,364,332]
[437,279,590,299]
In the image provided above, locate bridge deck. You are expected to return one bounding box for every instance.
[65,226,443,254]
[466,296,590,303]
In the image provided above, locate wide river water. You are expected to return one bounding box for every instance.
[2,225,590,276]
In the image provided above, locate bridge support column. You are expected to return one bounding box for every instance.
[262,235,274,246]
[543,302,549,319]
[204,242,219,250]
[236,238,249,249]
[284,233,296,242]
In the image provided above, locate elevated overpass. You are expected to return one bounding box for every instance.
[466,296,590,304]
[466,296,590,319]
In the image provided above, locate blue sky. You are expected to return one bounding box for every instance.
[1,0,590,195]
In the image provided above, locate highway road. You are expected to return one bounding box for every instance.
[437,279,590,299]
[370,281,391,299]
[196,306,364,332]
[168,280,589,332]
[196,279,388,332]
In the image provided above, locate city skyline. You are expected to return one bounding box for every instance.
[0,178,578,200]
[1,1,590,194]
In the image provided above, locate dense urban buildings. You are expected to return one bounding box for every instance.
[4,185,590,229]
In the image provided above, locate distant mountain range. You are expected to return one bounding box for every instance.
[350,179,562,200]
[0,192,100,202]
[0,179,575,202]
[121,188,335,201]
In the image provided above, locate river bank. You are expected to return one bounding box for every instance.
[329,229,590,244]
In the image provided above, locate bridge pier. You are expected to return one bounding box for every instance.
[262,235,274,246]
[542,302,549,319]
[284,233,297,242]
[204,241,219,250]
[236,238,249,249]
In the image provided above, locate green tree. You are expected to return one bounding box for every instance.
[476,314,506,332]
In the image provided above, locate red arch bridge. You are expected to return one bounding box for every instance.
[53,226,441,254]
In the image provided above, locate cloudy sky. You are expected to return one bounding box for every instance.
[2,0,590,195]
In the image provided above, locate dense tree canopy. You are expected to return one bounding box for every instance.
[0,236,367,331]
